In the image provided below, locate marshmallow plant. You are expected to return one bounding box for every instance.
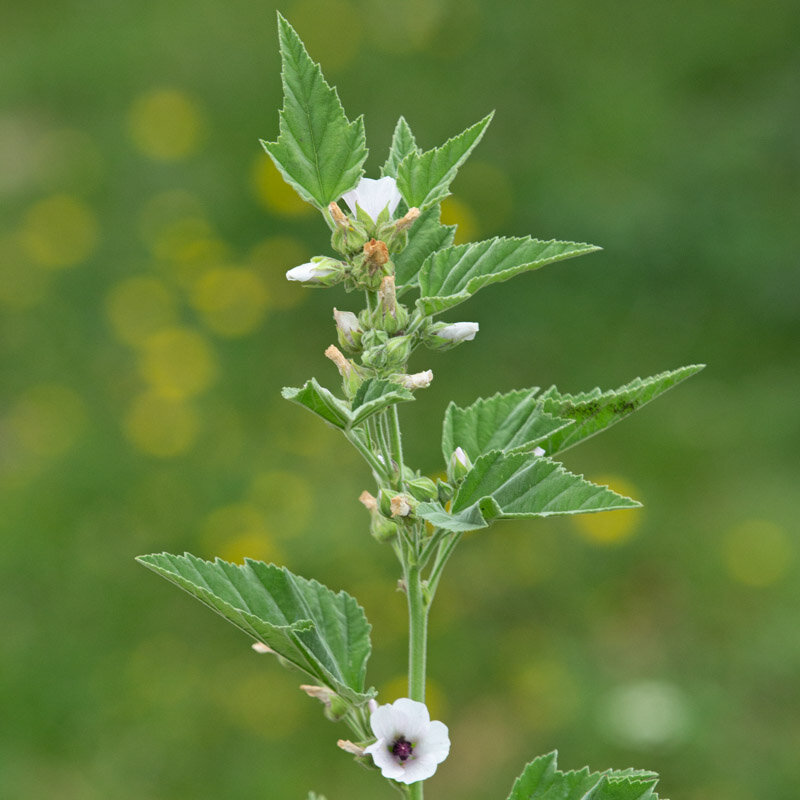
[137,14,703,800]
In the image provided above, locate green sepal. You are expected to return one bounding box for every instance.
[396,113,493,210]
[537,364,706,455]
[416,451,640,533]
[417,236,600,315]
[136,553,375,705]
[506,751,660,800]
[441,388,574,463]
[260,13,368,209]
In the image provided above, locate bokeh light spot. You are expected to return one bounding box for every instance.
[128,89,206,161]
[286,0,362,71]
[247,470,313,536]
[0,234,50,308]
[571,474,642,546]
[105,276,179,347]
[139,327,218,399]
[441,196,478,244]
[454,161,514,234]
[598,679,691,748]
[723,519,792,587]
[202,503,279,563]
[7,383,86,460]
[251,156,314,218]
[19,194,98,268]
[247,236,311,309]
[190,267,268,337]
[124,391,200,457]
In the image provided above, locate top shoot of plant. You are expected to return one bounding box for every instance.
[138,13,703,800]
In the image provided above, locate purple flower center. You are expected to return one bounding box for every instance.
[391,736,414,762]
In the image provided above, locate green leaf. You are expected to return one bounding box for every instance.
[137,553,374,705]
[394,205,457,291]
[283,378,415,430]
[507,751,660,800]
[417,236,600,315]
[282,378,351,429]
[396,113,493,209]
[260,14,368,209]
[416,451,640,533]
[537,364,706,455]
[441,388,575,463]
[350,379,415,426]
[382,116,420,179]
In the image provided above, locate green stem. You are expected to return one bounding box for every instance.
[427,532,463,599]
[344,428,388,482]
[406,560,428,800]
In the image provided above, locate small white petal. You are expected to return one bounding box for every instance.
[342,176,402,223]
[533,446,545,457]
[286,262,318,282]
[454,446,469,468]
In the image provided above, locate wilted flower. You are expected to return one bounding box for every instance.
[342,177,402,223]
[364,698,450,784]
[397,370,433,390]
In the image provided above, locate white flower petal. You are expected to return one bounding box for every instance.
[437,322,479,342]
[286,262,318,282]
[342,176,402,223]
[417,720,450,761]
[369,704,400,740]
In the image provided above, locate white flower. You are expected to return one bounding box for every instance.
[437,322,480,343]
[533,446,545,457]
[286,261,336,283]
[342,176,403,223]
[453,446,470,468]
[364,698,450,785]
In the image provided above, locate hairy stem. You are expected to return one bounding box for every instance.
[406,561,428,800]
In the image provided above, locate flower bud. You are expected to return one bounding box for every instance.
[406,476,438,502]
[329,201,370,255]
[377,206,421,253]
[334,308,363,353]
[436,479,454,504]
[377,488,394,517]
[394,370,433,390]
[324,344,366,399]
[370,514,399,542]
[384,334,414,369]
[424,321,480,351]
[448,446,472,482]
[286,256,345,286]
[299,685,349,721]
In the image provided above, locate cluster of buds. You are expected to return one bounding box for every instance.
[286,176,483,396]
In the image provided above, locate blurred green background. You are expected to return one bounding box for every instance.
[2,0,798,797]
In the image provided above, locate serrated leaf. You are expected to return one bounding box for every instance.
[282,378,351,429]
[395,205,457,291]
[396,113,493,209]
[350,379,415,426]
[537,364,706,455]
[417,451,640,532]
[417,236,600,315]
[136,553,373,704]
[382,116,420,179]
[261,14,368,209]
[283,378,415,430]
[507,751,660,800]
[441,388,575,463]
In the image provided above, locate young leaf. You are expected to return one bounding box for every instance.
[396,113,493,209]
[417,236,600,315]
[283,378,415,430]
[136,553,374,705]
[350,379,415,426]
[441,388,574,463]
[382,116,420,179]
[282,378,351,429]
[537,364,706,455]
[260,14,368,209]
[416,451,640,533]
[394,205,457,291]
[506,751,659,800]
